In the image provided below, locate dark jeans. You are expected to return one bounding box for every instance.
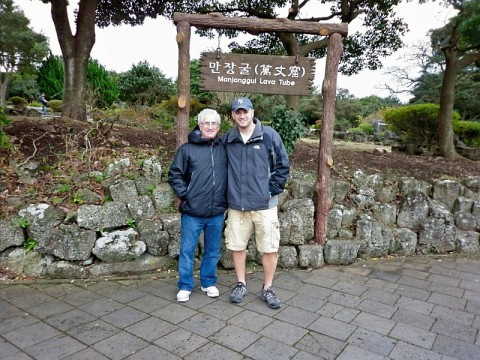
[177,213,224,291]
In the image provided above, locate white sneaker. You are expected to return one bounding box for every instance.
[176,290,191,302]
[201,286,219,298]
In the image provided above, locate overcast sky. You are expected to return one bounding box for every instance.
[16,1,455,102]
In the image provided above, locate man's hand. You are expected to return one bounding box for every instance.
[174,197,181,209]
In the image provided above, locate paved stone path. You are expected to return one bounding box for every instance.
[1,254,480,359]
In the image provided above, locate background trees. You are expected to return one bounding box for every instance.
[187,0,409,109]
[411,66,480,121]
[46,0,97,121]
[7,73,40,102]
[432,0,480,159]
[42,0,181,121]
[191,0,409,75]
[86,59,119,109]
[36,54,119,109]
[2,0,478,160]
[36,0,414,118]
[380,0,480,159]
[0,0,49,105]
[37,54,64,100]
[117,61,175,106]
[189,59,215,104]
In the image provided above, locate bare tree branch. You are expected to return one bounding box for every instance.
[18,132,48,167]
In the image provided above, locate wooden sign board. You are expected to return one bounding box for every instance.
[200,53,315,95]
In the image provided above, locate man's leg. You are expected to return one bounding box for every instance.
[225,209,251,303]
[232,250,247,284]
[225,209,252,284]
[253,207,280,288]
[229,250,248,303]
[259,252,282,308]
[253,208,282,309]
[177,214,203,291]
[200,213,224,288]
[261,252,278,289]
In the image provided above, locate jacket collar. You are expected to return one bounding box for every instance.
[226,118,263,144]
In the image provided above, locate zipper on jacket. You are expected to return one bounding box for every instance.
[210,143,215,217]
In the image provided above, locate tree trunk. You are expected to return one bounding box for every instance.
[62,52,91,120]
[50,0,97,122]
[286,94,299,109]
[438,32,459,160]
[0,73,11,107]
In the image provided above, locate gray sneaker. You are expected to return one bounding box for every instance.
[260,286,282,309]
[229,282,248,303]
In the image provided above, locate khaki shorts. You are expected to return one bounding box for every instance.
[225,208,280,254]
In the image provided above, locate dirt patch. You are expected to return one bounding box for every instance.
[291,138,480,182]
[1,117,178,216]
[3,116,176,161]
[1,116,479,217]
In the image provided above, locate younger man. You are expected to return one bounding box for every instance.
[222,97,290,309]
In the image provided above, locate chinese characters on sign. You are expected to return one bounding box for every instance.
[200,53,315,95]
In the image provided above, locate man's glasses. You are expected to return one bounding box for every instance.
[201,122,220,127]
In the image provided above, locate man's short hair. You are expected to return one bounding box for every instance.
[197,109,221,124]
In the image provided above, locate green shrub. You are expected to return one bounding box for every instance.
[104,107,159,128]
[8,96,28,110]
[269,104,307,154]
[190,98,207,117]
[347,123,374,135]
[37,54,64,100]
[334,118,352,131]
[0,107,12,151]
[384,103,461,148]
[152,98,178,129]
[347,127,364,134]
[219,117,234,134]
[358,123,374,135]
[117,61,176,106]
[8,73,40,101]
[152,107,175,129]
[87,59,119,108]
[47,99,63,112]
[298,95,323,125]
[153,96,209,130]
[453,120,480,146]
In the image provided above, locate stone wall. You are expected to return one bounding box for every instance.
[1,156,479,279]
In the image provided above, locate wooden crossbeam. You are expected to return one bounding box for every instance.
[173,12,348,37]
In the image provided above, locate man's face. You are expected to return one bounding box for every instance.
[231,108,254,129]
[199,116,220,139]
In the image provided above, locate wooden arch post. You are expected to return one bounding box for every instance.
[175,21,191,148]
[314,33,343,245]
